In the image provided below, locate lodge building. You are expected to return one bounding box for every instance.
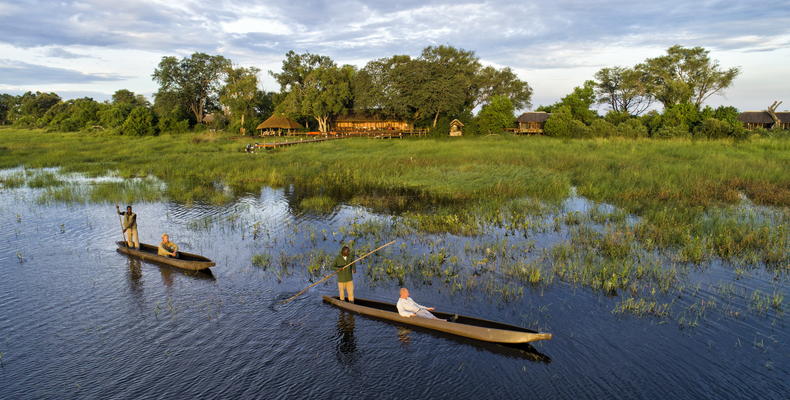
[738,111,790,130]
[516,112,550,134]
[333,113,413,132]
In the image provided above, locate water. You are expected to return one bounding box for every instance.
[0,183,787,399]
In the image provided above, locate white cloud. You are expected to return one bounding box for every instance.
[221,17,295,36]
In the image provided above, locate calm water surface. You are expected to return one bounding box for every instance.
[0,183,787,399]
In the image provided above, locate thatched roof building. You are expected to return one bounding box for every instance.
[516,112,551,134]
[738,111,790,130]
[256,115,303,135]
[334,113,412,132]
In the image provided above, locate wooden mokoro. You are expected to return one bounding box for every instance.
[323,296,552,344]
[116,241,215,271]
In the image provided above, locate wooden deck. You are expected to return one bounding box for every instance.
[244,136,349,152]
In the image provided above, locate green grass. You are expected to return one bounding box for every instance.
[299,195,337,213]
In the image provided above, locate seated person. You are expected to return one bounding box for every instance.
[157,233,179,258]
[396,288,443,320]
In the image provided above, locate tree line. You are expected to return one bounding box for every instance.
[0,44,774,138]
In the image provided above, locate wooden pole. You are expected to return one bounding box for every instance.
[115,204,127,246]
[280,240,396,305]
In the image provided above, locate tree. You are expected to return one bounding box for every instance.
[475,95,515,134]
[16,91,61,122]
[637,45,740,107]
[0,94,17,125]
[538,80,598,124]
[594,66,652,115]
[270,51,335,92]
[418,45,480,127]
[120,106,156,136]
[473,66,532,110]
[112,89,149,107]
[221,66,261,135]
[286,65,354,132]
[152,53,231,124]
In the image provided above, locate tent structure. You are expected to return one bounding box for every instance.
[256,115,304,136]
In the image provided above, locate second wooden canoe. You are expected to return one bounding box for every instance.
[323,296,552,344]
[116,241,215,271]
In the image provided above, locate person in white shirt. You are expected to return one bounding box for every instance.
[396,288,443,320]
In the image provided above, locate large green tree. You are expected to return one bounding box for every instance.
[221,66,262,135]
[152,53,231,124]
[636,45,740,107]
[283,65,354,132]
[594,66,652,115]
[352,46,532,127]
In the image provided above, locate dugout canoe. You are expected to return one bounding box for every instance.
[323,296,552,344]
[116,241,215,271]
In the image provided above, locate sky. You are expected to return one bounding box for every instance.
[0,0,789,112]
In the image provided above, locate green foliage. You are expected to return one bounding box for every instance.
[543,106,590,137]
[594,66,653,115]
[98,103,133,129]
[158,116,190,134]
[603,110,633,125]
[152,53,231,123]
[475,95,515,134]
[220,66,262,135]
[538,80,598,124]
[353,46,531,127]
[617,118,649,138]
[696,118,735,139]
[637,45,740,107]
[120,106,156,136]
[589,119,618,137]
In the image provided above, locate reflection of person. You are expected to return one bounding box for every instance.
[157,233,179,257]
[333,246,355,302]
[336,311,357,365]
[116,205,139,249]
[397,288,442,320]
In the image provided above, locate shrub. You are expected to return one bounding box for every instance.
[589,119,618,137]
[120,106,156,136]
[475,95,515,135]
[654,124,690,138]
[617,118,648,138]
[696,118,733,139]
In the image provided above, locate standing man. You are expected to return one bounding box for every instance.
[333,246,355,302]
[116,204,139,249]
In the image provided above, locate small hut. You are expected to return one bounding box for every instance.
[517,112,550,134]
[256,115,304,136]
[738,111,790,130]
[449,119,464,136]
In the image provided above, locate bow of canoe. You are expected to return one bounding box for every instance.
[116,241,215,271]
[323,296,552,344]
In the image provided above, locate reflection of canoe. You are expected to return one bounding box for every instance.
[323,296,552,344]
[116,242,215,271]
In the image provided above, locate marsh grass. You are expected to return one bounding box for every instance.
[299,195,337,213]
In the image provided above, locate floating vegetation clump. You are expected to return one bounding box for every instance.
[299,195,337,214]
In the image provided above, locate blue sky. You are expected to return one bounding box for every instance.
[0,0,788,111]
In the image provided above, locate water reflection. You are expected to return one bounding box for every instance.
[397,326,413,347]
[160,267,174,287]
[127,257,142,292]
[335,311,357,366]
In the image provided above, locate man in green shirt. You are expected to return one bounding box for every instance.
[333,246,355,302]
[116,204,139,249]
